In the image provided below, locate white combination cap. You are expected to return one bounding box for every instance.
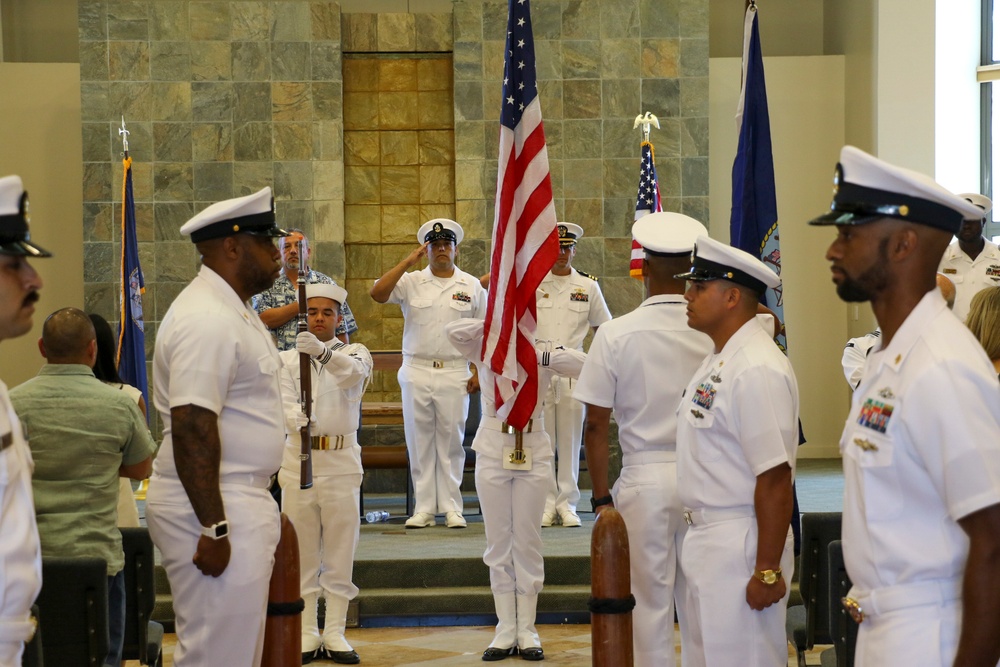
[632,212,707,256]
[306,282,347,307]
[417,218,464,245]
[675,235,780,295]
[180,187,289,243]
[808,146,982,234]
[557,222,584,246]
[0,175,51,257]
[957,193,993,219]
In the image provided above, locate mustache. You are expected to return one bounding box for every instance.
[23,291,39,307]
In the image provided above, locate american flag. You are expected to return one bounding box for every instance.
[482,0,559,429]
[629,141,662,278]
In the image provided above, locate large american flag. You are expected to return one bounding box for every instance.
[482,0,559,429]
[629,141,663,278]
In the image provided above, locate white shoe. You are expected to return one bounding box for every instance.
[445,511,467,528]
[405,512,436,528]
[559,510,582,527]
[541,511,557,527]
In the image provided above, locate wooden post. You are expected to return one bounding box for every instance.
[261,513,302,666]
[590,507,634,666]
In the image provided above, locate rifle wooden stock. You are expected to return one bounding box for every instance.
[591,508,634,666]
[297,239,313,489]
[261,513,302,665]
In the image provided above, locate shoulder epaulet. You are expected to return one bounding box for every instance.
[575,269,599,282]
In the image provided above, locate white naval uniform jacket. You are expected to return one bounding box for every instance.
[278,342,372,477]
[938,239,1000,321]
[535,269,611,352]
[383,266,487,361]
[841,289,1000,596]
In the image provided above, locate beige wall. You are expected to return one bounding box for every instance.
[709,0,826,58]
[709,56,848,458]
[0,64,84,387]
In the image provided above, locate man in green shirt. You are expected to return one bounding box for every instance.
[11,307,155,667]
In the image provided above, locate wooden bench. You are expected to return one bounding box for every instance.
[360,444,411,515]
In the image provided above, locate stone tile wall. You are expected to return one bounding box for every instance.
[78,0,709,430]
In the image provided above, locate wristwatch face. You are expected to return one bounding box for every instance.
[760,570,778,585]
[215,523,229,538]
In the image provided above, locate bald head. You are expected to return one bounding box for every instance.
[41,307,97,364]
[936,273,956,309]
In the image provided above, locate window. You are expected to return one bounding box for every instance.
[981,0,1000,240]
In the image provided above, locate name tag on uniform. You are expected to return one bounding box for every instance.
[942,268,957,274]
[502,446,532,471]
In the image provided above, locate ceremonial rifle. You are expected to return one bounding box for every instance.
[297,237,314,489]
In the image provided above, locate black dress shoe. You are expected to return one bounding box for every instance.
[520,646,544,661]
[482,646,518,661]
[325,648,361,664]
[302,648,322,665]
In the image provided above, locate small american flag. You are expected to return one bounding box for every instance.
[482,0,559,429]
[629,141,663,279]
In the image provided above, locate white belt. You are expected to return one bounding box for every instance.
[310,432,358,451]
[683,505,754,527]
[0,616,37,642]
[622,450,675,466]
[847,577,962,622]
[404,356,467,369]
[480,416,545,434]
[219,472,272,489]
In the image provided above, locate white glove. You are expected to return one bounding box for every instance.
[296,331,332,364]
[294,409,310,430]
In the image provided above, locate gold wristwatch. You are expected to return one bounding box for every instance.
[754,568,782,585]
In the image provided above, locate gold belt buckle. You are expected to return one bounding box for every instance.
[683,511,693,526]
[433,360,443,369]
[311,435,329,450]
[841,596,865,624]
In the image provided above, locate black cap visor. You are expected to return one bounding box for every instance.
[424,230,457,244]
[675,257,768,295]
[808,180,964,233]
[190,210,289,243]
[0,238,52,257]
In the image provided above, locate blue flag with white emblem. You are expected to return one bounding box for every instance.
[730,4,785,350]
[117,155,148,414]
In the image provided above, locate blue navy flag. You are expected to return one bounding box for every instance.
[117,156,148,413]
[730,4,785,350]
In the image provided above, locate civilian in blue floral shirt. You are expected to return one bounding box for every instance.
[252,229,358,349]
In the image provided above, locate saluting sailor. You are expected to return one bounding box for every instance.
[0,175,48,666]
[146,187,289,666]
[812,146,1000,666]
[278,283,372,665]
[535,223,610,528]
[370,219,486,529]
[675,235,799,667]
[938,192,1000,321]
[575,212,712,667]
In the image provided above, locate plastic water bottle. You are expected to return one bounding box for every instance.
[365,511,390,524]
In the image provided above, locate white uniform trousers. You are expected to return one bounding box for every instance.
[680,516,793,667]
[398,363,469,515]
[0,449,40,667]
[476,444,551,649]
[855,595,961,667]
[278,468,361,601]
[613,454,686,667]
[541,376,583,515]
[146,477,280,667]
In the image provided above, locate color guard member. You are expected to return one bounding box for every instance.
[370,219,486,529]
[536,223,610,528]
[445,318,586,662]
[574,212,712,667]
[811,146,1000,667]
[0,175,48,666]
[675,235,798,667]
[278,283,372,665]
[146,188,289,666]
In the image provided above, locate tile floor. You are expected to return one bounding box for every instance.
[139,624,831,666]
